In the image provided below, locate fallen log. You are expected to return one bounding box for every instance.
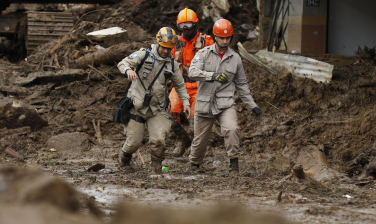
[75,43,132,68]
[0,126,31,136]
[13,69,87,86]
[0,85,30,96]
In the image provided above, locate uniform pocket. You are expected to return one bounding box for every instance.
[215,91,234,109]
[225,65,236,74]
[195,95,211,114]
[204,62,216,72]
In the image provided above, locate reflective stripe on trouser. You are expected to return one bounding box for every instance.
[169,82,197,118]
[122,108,171,160]
[189,106,240,164]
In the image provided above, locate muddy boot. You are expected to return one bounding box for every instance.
[172,123,192,158]
[189,163,205,173]
[150,159,162,173]
[119,152,135,172]
[150,142,166,173]
[229,158,239,173]
[172,141,185,157]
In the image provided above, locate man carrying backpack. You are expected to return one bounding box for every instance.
[169,8,214,157]
[117,27,190,173]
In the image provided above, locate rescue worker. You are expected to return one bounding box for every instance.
[188,19,262,172]
[117,27,190,173]
[169,8,214,157]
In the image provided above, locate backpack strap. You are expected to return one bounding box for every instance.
[147,61,167,92]
[171,57,174,72]
[123,50,150,96]
[134,50,151,91]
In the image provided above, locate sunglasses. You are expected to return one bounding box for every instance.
[178,22,195,30]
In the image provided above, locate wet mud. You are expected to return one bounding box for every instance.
[1,0,376,223]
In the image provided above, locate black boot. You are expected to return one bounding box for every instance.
[120,152,134,172]
[229,158,239,172]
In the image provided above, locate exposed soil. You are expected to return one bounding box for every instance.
[1,0,376,223]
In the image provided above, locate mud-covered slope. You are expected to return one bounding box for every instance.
[1,0,376,182]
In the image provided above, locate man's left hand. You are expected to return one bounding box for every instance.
[183,105,191,118]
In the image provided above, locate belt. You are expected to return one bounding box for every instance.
[130,114,146,123]
[183,76,196,83]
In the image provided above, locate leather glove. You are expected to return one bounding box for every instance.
[252,107,262,120]
[212,73,229,83]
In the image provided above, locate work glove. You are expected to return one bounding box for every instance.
[212,73,229,83]
[252,107,262,120]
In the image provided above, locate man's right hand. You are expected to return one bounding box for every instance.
[126,69,138,81]
[212,73,229,83]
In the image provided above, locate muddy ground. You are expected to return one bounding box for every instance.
[1,0,376,223]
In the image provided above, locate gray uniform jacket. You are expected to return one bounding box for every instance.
[188,44,258,117]
[118,44,190,115]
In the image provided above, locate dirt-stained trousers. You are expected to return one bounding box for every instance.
[122,108,171,161]
[189,106,240,164]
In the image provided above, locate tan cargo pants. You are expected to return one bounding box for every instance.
[122,108,171,161]
[189,106,240,164]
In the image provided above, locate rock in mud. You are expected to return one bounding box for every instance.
[0,97,47,131]
[46,132,91,151]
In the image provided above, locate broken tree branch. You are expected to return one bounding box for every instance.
[88,65,109,81]
[54,53,60,68]
[92,119,104,145]
[138,151,145,166]
[264,100,280,110]
[4,147,24,160]
[237,42,277,75]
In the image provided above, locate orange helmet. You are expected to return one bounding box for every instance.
[213,19,234,37]
[177,8,199,25]
[156,27,178,48]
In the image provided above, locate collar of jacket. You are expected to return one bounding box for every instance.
[151,44,172,63]
[208,44,234,59]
